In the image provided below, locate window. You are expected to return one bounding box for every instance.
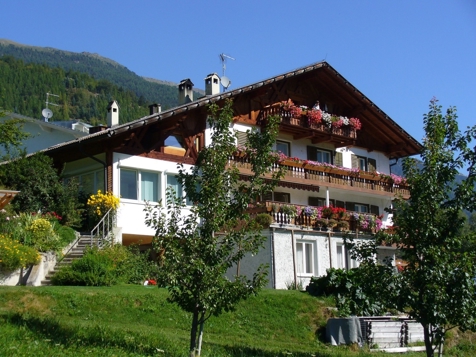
[351,155,376,172]
[336,244,359,270]
[120,169,161,202]
[276,140,290,156]
[141,171,158,202]
[167,174,183,199]
[236,130,248,147]
[308,197,338,207]
[354,204,369,213]
[336,244,345,269]
[72,170,104,195]
[120,169,138,200]
[307,146,331,164]
[273,192,290,203]
[296,241,315,275]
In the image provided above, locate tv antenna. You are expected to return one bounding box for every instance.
[219,53,234,91]
[42,92,59,122]
[45,92,60,109]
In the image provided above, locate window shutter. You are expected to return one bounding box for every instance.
[333,151,343,166]
[307,146,317,161]
[368,158,377,172]
[335,200,345,208]
[236,131,248,147]
[370,205,380,215]
[351,154,358,169]
[346,201,355,211]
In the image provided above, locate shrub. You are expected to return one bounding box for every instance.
[0,153,83,226]
[52,248,117,286]
[25,217,61,252]
[54,224,77,247]
[87,190,120,219]
[306,265,396,316]
[52,244,159,286]
[252,213,272,229]
[0,234,40,272]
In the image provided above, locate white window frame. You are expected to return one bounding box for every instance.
[120,168,162,203]
[295,240,316,277]
[336,243,360,270]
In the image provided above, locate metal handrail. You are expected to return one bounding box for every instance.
[90,208,116,248]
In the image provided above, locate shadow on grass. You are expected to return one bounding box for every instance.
[5,313,177,355]
[5,313,335,357]
[219,345,334,357]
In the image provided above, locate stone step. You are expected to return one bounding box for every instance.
[40,235,108,286]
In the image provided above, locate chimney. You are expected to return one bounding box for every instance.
[149,103,161,115]
[107,100,120,127]
[205,73,220,96]
[178,79,194,105]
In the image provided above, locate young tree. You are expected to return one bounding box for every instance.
[0,109,30,158]
[144,99,283,357]
[377,98,476,357]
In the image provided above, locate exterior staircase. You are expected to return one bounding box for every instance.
[41,208,116,286]
[40,235,91,286]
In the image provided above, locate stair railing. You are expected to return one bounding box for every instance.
[90,208,116,248]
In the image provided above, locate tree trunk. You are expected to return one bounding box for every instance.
[189,309,199,357]
[423,324,434,357]
[197,319,205,356]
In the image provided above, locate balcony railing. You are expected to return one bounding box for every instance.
[258,105,357,140]
[231,154,410,198]
[247,201,380,234]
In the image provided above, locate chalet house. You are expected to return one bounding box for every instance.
[41,61,421,289]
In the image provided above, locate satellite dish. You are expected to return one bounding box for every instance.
[221,76,231,90]
[42,108,53,120]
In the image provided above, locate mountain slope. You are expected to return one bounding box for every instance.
[0,39,189,110]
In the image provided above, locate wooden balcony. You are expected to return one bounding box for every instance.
[258,105,357,145]
[247,201,379,234]
[231,155,410,199]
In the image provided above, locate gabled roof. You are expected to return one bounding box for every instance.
[40,61,422,160]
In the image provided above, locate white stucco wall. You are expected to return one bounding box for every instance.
[113,153,193,238]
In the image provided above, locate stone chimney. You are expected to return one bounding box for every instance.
[205,73,220,96]
[149,103,161,115]
[107,100,120,127]
[178,79,194,105]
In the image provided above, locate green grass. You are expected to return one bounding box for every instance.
[0,285,473,356]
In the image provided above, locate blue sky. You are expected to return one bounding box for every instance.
[2,0,476,171]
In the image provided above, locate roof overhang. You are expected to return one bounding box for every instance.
[39,61,422,162]
[0,190,19,210]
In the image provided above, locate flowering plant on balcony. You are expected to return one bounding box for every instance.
[290,106,302,118]
[303,206,317,219]
[282,204,297,218]
[307,109,322,125]
[349,117,362,130]
[352,213,383,232]
[280,99,362,131]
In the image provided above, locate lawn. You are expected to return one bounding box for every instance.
[0,285,473,356]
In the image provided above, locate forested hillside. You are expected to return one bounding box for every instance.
[0,39,202,111]
[0,55,150,125]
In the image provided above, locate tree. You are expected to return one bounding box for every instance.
[353,98,476,357]
[0,152,83,227]
[0,109,29,158]
[144,99,283,357]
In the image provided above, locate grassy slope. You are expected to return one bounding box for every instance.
[0,286,472,357]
